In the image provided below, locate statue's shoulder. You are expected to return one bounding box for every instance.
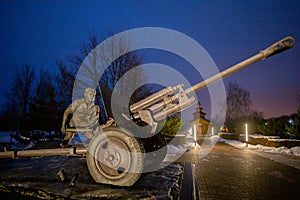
[72,98,85,106]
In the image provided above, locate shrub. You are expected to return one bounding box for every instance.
[160,116,183,137]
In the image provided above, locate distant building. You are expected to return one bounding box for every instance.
[189,102,210,137]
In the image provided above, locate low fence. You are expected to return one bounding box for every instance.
[165,134,187,146]
[218,133,240,140]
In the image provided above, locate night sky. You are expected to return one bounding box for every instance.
[0,0,300,118]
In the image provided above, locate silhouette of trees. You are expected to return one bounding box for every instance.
[4,63,37,131]
[55,61,75,110]
[0,30,151,131]
[30,70,60,131]
[257,116,288,137]
[284,92,300,138]
[2,65,62,131]
[225,81,252,133]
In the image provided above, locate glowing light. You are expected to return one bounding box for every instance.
[188,128,193,135]
[193,124,197,146]
[245,123,248,142]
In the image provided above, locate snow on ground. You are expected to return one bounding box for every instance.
[216,135,300,156]
[0,131,48,151]
[166,134,200,155]
[163,133,293,163]
[243,134,280,139]
[165,133,299,157]
[0,131,15,143]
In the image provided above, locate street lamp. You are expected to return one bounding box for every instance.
[245,123,248,147]
[289,119,294,128]
[193,124,197,146]
[211,127,214,136]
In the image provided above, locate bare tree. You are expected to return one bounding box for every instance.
[5,63,37,131]
[68,31,99,74]
[30,70,60,131]
[55,61,75,110]
[225,81,252,133]
[69,31,151,123]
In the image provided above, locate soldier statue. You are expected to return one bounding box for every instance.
[61,88,100,147]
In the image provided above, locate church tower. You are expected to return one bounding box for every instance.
[189,101,210,137]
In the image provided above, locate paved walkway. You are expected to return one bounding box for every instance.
[177,142,300,200]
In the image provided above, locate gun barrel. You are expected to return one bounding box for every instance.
[147,36,295,114]
[185,53,263,95]
[185,36,295,95]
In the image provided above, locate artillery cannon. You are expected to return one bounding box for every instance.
[0,36,295,187]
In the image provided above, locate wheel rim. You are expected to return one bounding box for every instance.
[94,136,131,180]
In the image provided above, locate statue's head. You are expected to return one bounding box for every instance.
[84,88,96,103]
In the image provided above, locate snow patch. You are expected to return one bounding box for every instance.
[166,134,200,155]
[216,135,300,156]
[0,131,53,150]
[291,146,300,156]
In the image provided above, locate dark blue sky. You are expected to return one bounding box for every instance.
[1,0,300,118]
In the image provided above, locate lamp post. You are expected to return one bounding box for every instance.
[289,119,294,129]
[193,124,197,146]
[211,127,214,136]
[245,123,248,147]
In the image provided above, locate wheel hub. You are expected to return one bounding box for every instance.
[95,136,131,179]
[103,149,120,167]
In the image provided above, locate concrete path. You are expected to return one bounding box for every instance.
[177,142,300,200]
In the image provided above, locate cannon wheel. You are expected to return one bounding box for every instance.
[86,127,144,186]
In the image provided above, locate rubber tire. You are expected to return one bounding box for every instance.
[86,127,144,186]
